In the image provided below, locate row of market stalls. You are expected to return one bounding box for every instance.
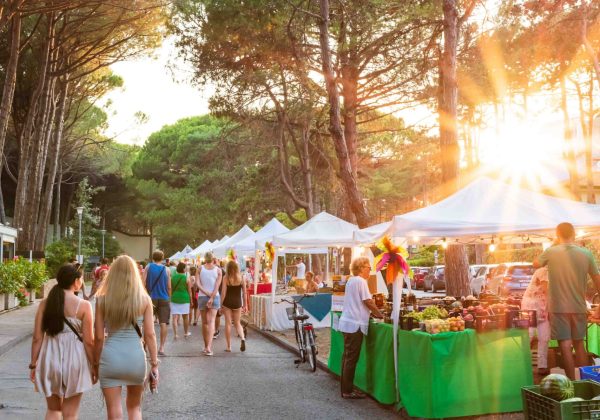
[168,177,600,417]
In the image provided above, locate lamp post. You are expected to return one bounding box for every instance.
[76,207,84,264]
[100,229,107,258]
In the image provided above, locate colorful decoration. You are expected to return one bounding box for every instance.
[374,235,410,285]
[227,248,237,261]
[265,241,275,264]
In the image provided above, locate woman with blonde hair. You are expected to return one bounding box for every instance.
[196,252,222,356]
[30,264,95,420]
[221,260,247,352]
[94,255,159,420]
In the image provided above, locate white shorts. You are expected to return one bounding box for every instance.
[170,302,190,315]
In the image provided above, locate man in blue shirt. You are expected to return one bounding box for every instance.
[143,250,172,356]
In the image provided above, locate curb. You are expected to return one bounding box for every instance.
[0,332,32,358]
[247,323,330,372]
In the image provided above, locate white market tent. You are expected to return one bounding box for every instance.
[233,218,290,256]
[212,226,254,258]
[354,177,600,244]
[168,251,182,260]
[189,240,213,258]
[209,235,230,251]
[272,211,358,248]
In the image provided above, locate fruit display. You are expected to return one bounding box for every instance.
[540,374,575,401]
[424,319,449,334]
[447,317,465,332]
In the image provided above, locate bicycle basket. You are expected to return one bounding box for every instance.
[286,306,304,320]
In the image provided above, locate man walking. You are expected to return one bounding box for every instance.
[144,250,171,356]
[534,222,600,379]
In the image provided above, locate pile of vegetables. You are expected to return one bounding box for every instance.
[405,306,448,321]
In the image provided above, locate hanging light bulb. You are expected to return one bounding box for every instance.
[441,238,448,249]
[488,238,496,252]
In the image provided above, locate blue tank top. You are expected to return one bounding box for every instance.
[146,263,169,300]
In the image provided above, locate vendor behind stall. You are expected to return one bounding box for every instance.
[338,257,383,399]
[534,222,600,379]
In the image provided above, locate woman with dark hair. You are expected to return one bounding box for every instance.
[171,262,193,339]
[221,260,247,352]
[30,264,95,419]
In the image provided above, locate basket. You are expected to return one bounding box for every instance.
[285,306,304,321]
[580,366,600,382]
[522,380,600,420]
[506,309,537,329]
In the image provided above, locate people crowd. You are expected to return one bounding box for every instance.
[29,220,600,416]
[29,249,249,419]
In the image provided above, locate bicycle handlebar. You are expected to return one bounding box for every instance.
[274,293,317,305]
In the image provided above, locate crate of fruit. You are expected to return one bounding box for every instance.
[522,379,600,420]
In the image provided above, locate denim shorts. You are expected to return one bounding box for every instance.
[198,295,221,310]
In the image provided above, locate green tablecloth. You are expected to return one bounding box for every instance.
[328,315,533,418]
[397,328,533,418]
[328,317,397,404]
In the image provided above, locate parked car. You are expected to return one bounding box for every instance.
[413,267,431,290]
[424,265,445,292]
[486,263,535,296]
[469,264,498,296]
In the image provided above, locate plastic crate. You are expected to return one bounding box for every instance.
[580,367,600,382]
[522,380,600,420]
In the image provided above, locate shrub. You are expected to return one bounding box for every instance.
[0,260,26,294]
[45,239,76,278]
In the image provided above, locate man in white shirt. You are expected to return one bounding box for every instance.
[338,257,383,399]
[296,257,306,279]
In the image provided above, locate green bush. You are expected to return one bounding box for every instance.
[45,239,76,278]
[0,260,26,294]
[0,259,49,294]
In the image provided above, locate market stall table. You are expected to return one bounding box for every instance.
[328,314,533,418]
[250,294,331,331]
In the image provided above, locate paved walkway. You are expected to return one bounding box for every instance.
[0,301,39,357]
[0,306,396,419]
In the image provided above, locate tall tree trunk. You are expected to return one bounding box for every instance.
[439,0,469,296]
[36,79,69,250]
[0,11,21,176]
[440,0,460,193]
[560,73,580,199]
[14,21,52,251]
[582,2,600,91]
[317,0,370,227]
[445,244,471,297]
[53,164,62,241]
[585,72,595,203]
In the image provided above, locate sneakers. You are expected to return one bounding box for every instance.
[213,330,220,339]
[240,339,246,352]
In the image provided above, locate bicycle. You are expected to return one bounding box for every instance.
[276,294,318,372]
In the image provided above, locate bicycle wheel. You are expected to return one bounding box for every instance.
[304,328,317,372]
[295,321,306,362]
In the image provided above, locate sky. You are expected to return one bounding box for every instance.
[100,37,213,146]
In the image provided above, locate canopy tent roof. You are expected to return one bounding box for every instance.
[212,226,254,258]
[209,235,229,250]
[189,240,213,258]
[233,218,290,256]
[355,177,600,244]
[272,211,358,248]
[168,251,182,260]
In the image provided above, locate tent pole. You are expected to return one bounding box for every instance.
[254,248,260,294]
[270,250,279,331]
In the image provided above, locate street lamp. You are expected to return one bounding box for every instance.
[100,229,107,258]
[76,207,84,264]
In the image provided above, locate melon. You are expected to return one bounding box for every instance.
[540,374,574,401]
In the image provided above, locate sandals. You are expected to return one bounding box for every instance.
[240,339,246,352]
[158,351,166,357]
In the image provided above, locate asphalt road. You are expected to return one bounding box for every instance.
[0,322,397,419]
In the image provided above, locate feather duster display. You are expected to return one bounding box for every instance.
[374,235,410,285]
[265,241,275,264]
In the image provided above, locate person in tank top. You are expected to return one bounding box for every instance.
[195,252,222,356]
[94,255,159,419]
[30,264,95,419]
[170,262,193,339]
[221,260,248,352]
